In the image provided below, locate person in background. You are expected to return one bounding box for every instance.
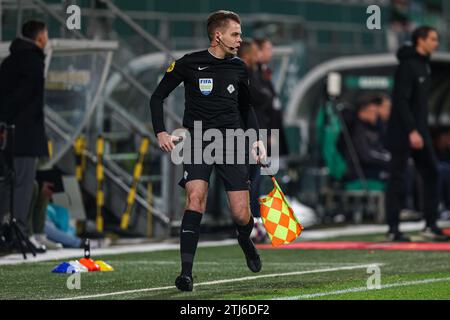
[375,93,392,144]
[239,40,271,131]
[385,26,447,241]
[349,95,391,181]
[431,127,450,217]
[254,38,289,158]
[375,93,421,221]
[0,20,49,249]
[238,40,268,242]
[28,179,63,250]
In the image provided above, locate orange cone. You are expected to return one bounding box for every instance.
[79,258,100,272]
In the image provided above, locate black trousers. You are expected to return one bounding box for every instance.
[386,144,439,233]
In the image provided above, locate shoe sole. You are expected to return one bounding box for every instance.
[175,277,193,292]
[246,257,262,273]
[175,285,193,292]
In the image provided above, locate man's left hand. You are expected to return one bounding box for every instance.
[251,140,267,164]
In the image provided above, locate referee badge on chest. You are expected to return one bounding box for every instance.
[199,78,213,95]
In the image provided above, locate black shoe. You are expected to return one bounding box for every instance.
[238,236,262,273]
[421,226,449,241]
[386,232,411,242]
[175,274,193,292]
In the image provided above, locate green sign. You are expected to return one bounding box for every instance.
[345,76,393,90]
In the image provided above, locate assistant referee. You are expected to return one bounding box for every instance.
[150,10,266,292]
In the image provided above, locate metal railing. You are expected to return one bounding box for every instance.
[30,0,182,127]
[0,1,174,233]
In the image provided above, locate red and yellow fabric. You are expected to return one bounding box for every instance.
[259,177,303,246]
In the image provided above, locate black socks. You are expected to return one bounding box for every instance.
[179,213,256,277]
[236,216,254,240]
[236,217,258,259]
[180,210,203,277]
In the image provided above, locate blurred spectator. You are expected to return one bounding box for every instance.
[431,127,450,213]
[385,26,445,241]
[350,95,391,181]
[388,0,414,51]
[237,40,269,129]
[238,40,265,224]
[44,202,108,249]
[432,127,450,163]
[376,94,392,123]
[0,20,49,241]
[45,203,82,248]
[27,179,63,250]
[254,38,289,157]
[374,94,420,218]
[374,93,392,146]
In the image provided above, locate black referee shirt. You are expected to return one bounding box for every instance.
[149,49,259,136]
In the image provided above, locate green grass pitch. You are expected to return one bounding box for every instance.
[1,240,450,300]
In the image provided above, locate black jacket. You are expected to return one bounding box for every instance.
[255,63,289,156]
[248,66,272,130]
[0,37,48,157]
[386,45,432,152]
[149,50,259,135]
[351,119,391,173]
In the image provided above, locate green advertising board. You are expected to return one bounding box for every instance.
[345,75,393,90]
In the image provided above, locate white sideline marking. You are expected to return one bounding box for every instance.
[106,261,366,266]
[39,260,361,266]
[0,239,238,266]
[274,276,450,300]
[57,263,382,300]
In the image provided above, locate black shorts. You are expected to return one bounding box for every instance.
[179,162,250,191]
[178,128,251,191]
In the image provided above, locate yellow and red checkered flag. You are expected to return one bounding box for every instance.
[259,176,303,246]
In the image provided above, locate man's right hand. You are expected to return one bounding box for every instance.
[157,131,182,152]
[41,182,54,200]
[409,130,424,150]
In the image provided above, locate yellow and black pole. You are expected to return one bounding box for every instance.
[47,139,53,159]
[96,135,105,233]
[120,136,150,230]
[74,136,87,182]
